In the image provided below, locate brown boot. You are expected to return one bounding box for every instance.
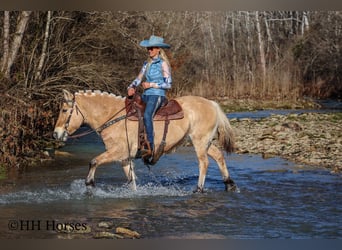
[142,141,154,164]
[135,140,153,159]
[135,137,152,158]
[142,140,153,157]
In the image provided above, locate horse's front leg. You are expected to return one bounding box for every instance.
[122,159,137,191]
[85,150,115,187]
[86,158,97,186]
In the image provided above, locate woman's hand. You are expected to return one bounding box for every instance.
[142,82,150,89]
[142,82,157,89]
[127,87,135,96]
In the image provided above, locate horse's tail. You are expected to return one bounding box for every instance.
[212,101,235,153]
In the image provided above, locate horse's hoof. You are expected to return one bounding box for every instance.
[224,177,238,192]
[85,179,95,187]
[226,183,238,192]
[193,186,205,193]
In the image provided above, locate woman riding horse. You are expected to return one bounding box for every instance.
[127,35,172,162]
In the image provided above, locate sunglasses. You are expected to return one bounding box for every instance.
[147,47,159,51]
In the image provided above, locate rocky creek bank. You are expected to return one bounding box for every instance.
[231,112,342,173]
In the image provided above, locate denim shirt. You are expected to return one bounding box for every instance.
[129,57,172,96]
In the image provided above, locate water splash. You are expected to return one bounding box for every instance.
[0,179,190,205]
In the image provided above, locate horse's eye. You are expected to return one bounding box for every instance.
[62,109,68,113]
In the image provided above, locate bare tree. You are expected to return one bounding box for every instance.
[2,11,32,79]
[255,11,266,83]
[1,11,10,73]
[301,11,309,35]
[244,11,254,83]
[230,13,237,82]
[35,11,52,81]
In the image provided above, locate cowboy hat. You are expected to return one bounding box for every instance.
[139,35,170,48]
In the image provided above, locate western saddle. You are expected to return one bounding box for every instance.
[125,94,184,165]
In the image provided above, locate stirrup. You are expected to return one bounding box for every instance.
[136,140,153,159]
[142,148,153,158]
[135,148,152,159]
[143,151,154,165]
[143,141,154,164]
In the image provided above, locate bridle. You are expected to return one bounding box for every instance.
[62,97,86,139]
[63,98,75,133]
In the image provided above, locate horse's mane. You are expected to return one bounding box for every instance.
[75,90,125,101]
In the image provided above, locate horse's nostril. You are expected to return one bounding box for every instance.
[53,131,58,139]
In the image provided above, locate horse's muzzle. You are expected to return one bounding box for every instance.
[53,128,68,141]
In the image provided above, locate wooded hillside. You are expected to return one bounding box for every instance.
[0,11,341,167]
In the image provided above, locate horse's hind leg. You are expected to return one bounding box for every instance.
[194,150,209,193]
[121,160,137,191]
[191,139,210,193]
[207,144,237,192]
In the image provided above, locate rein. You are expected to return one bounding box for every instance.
[96,110,128,133]
[66,97,133,139]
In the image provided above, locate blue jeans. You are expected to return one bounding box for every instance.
[142,94,165,150]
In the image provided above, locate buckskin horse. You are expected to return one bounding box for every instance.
[53,89,237,192]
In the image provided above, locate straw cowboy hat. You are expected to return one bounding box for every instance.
[139,35,170,48]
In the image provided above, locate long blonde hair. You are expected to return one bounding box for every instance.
[146,48,170,68]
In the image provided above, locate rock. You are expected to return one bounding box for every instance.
[115,227,141,239]
[93,232,123,239]
[54,150,73,157]
[236,149,249,154]
[281,121,303,131]
[259,134,275,140]
[97,221,114,229]
[262,152,276,159]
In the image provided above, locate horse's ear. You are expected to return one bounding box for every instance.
[62,89,74,105]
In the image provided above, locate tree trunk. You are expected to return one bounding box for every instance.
[1,11,10,73]
[4,11,32,79]
[263,12,271,54]
[35,11,52,81]
[301,11,309,35]
[245,11,253,83]
[231,13,237,82]
[255,11,266,83]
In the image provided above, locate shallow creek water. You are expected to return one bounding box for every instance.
[0,109,341,239]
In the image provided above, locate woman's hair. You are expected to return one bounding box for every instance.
[159,49,170,67]
[146,48,170,67]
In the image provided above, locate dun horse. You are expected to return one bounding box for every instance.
[53,90,237,192]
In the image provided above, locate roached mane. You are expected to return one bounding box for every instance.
[74,90,126,100]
